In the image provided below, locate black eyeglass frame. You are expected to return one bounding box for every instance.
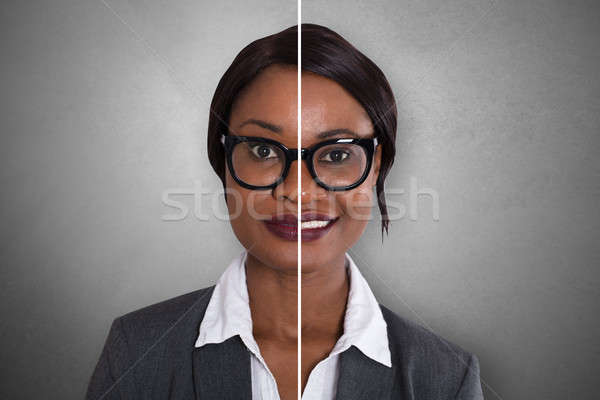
[220,134,379,191]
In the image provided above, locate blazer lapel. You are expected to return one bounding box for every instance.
[335,345,395,400]
[192,334,253,400]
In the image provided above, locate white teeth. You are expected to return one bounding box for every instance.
[300,220,332,229]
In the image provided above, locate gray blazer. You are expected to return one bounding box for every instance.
[86,286,484,399]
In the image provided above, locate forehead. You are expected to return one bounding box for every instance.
[229,64,297,134]
[228,64,373,143]
[301,71,373,141]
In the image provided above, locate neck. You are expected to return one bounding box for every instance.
[245,252,349,344]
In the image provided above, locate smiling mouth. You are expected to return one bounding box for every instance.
[262,216,339,242]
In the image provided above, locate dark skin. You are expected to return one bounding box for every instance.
[225,64,381,399]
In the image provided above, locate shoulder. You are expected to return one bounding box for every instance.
[113,286,216,354]
[118,286,215,327]
[379,303,472,364]
[87,286,216,399]
[379,304,483,399]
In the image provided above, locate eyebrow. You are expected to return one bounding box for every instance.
[317,128,362,139]
[238,119,283,134]
[237,119,365,139]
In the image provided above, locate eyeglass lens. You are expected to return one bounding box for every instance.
[313,143,368,188]
[231,141,286,186]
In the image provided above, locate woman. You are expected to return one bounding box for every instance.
[86,24,484,400]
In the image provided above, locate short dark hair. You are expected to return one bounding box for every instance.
[207,24,397,239]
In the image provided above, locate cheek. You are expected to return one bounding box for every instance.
[224,176,267,253]
[224,173,255,233]
[224,173,245,219]
[224,173,273,234]
[337,188,375,222]
[329,189,373,248]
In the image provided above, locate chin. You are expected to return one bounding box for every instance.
[299,263,321,274]
[300,249,331,271]
[255,249,298,273]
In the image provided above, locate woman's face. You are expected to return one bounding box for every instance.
[225,64,381,274]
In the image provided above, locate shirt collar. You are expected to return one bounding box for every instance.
[195,250,391,368]
[331,252,392,368]
[194,250,263,357]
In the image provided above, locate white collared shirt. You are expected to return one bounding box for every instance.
[194,250,391,399]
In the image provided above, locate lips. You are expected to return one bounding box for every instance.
[263,213,339,242]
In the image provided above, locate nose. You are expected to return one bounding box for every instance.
[272,159,327,204]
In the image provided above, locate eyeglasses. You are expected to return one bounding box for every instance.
[221,133,378,191]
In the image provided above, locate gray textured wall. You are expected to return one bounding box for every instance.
[0,0,598,399]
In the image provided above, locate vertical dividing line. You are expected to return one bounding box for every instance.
[297,4,302,400]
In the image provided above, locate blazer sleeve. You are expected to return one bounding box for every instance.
[86,317,134,400]
[454,353,485,400]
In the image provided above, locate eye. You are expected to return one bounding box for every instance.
[249,143,279,159]
[320,149,350,163]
